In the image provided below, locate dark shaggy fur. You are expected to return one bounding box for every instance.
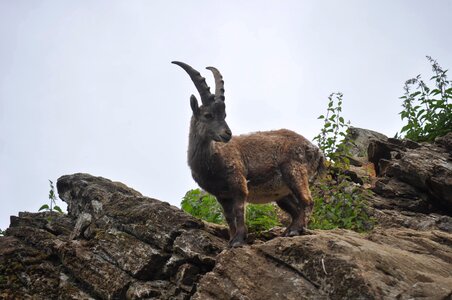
[173,61,324,247]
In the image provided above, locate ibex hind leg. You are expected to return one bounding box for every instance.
[276,195,303,237]
[280,163,314,236]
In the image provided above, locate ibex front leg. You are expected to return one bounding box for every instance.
[218,198,247,247]
[217,198,236,240]
[219,175,248,247]
[230,198,247,247]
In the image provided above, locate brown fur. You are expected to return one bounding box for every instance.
[173,61,324,247]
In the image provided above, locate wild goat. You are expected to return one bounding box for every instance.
[173,61,325,247]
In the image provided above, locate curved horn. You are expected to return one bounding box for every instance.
[172,61,214,105]
[206,66,225,102]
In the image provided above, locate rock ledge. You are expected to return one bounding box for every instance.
[1,171,451,299]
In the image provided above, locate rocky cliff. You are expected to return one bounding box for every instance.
[1,131,451,299]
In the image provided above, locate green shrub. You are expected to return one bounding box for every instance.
[397,56,452,141]
[245,203,281,232]
[181,189,281,232]
[181,189,225,224]
[310,177,373,232]
[312,92,374,232]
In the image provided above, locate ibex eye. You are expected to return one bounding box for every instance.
[204,113,213,120]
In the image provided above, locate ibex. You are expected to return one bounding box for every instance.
[173,61,324,247]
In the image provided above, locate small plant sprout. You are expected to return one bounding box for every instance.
[39,180,63,213]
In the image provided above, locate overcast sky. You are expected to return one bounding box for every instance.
[1,1,451,230]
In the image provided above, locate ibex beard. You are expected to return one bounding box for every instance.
[173,61,325,247]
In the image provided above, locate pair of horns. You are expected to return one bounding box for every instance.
[172,61,225,105]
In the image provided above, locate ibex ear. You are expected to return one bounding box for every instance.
[190,95,200,116]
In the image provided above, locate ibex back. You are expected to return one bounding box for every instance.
[173,61,324,247]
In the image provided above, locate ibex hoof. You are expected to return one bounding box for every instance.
[283,227,306,237]
[229,240,245,248]
[229,236,246,248]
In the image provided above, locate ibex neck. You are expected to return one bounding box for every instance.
[187,120,215,174]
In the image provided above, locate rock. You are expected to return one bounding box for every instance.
[126,280,182,300]
[372,178,431,212]
[435,131,452,153]
[337,127,387,185]
[1,173,226,299]
[368,137,452,213]
[346,127,388,160]
[1,172,452,299]
[57,173,143,218]
[369,205,452,232]
[194,229,452,299]
[193,246,321,300]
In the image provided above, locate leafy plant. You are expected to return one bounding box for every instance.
[311,92,374,232]
[245,203,281,232]
[313,92,351,169]
[0,228,4,236]
[181,189,281,232]
[310,178,373,232]
[397,56,452,141]
[181,189,225,224]
[39,180,63,213]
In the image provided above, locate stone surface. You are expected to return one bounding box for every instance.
[343,130,452,232]
[346,126,388,160]
[194,228,452,300]
[1,165,452,299]
[435,131,452,153]
[1,173,225,299]
[368,137,452,212]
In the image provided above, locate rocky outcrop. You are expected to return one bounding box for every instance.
[368,132,452,214]
[1,129,452,300]
[344,128,452,233]
[1,174,226,299]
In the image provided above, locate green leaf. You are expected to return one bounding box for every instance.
[430,89,442,96]
[416,109,426,118]
[54,206,63,213]
[39,204,49,211]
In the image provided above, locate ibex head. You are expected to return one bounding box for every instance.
[172,61,232,143]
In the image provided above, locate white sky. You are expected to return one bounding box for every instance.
[1,1,451,230]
